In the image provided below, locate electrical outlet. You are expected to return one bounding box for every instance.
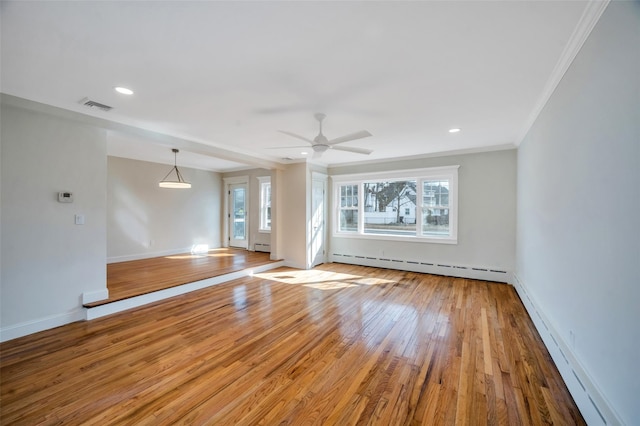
[569,330,576,349]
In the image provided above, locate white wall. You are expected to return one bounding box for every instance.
[280,162,309,268]
[515,1,639,424]
[328,149,517,281]
[107,156,222,262]
[1,97,107,341]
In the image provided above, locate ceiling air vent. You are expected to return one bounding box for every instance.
[79,97,113,112]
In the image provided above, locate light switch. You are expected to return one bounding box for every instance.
[75,214,85,225]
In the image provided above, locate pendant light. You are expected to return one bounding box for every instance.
[159,149,191,189]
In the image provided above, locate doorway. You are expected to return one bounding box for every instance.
[229,183,248,249]
[310,173,327,267]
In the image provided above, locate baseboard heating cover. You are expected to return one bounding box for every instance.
[513,274,622,426]
[330,252,510,283]
[254,243,271,253]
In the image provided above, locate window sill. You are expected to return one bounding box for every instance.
[332,232,457,245]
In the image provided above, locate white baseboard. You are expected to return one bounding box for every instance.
[512,273,622,426]
[0,308,85,343]
[283,260,307,270]
[107,247,193,264]
[86,261,285,320]
[330,253,511,283]
[82,288,109,304]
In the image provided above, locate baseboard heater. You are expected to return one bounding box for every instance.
[254,243,271,253]
[331,252,508,282]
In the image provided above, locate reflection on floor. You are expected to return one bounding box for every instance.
[1,263,584,424]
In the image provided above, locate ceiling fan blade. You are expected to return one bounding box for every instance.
[327,130,372,146]
[266,145,309,150]
[277,130,314,144]
[331,145,373,155]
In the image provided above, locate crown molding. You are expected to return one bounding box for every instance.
[327,143,516,172]
[516,0,611,146]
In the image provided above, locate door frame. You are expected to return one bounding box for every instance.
[223,176,249,249]
[309,172,328,268]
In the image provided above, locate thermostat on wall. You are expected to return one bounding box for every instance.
[58,192,73,203]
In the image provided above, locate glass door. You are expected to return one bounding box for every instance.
[229,183,248,248]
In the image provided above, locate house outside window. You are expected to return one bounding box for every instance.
[333,166,459,244]
[422,180,449,236]
[363,180,417,234]
[258,176,271,232]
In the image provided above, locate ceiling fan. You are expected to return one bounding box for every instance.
[273,113,373,158]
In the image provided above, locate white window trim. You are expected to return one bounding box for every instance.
[336,181,360,234]
[331,166,459,244]
[257,176,271,233]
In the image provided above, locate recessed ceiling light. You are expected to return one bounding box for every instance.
[449,128,461,133]
[114,86,134,95]
[301,151,308,155]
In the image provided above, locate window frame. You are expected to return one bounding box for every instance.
[337,182,360,233]
[257,176,271,233]
[331,166,459,244]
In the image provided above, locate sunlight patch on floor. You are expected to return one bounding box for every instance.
[304,282,359,290]
[255,269,359,284]
[254,269,396,290]
[350,277,396,286]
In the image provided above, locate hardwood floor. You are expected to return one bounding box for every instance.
[1,264,584,425]
[87,248,276,307]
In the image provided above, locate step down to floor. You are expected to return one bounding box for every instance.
[85,261,285,320]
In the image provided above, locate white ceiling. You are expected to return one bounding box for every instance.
[1,1,593,171]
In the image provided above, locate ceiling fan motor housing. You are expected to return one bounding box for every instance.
[314,134,329,144]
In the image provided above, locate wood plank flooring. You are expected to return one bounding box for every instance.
[1,264,584,425]
[88,248,276,307]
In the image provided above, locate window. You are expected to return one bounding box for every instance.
[333,166,458,243]
[339,184,358,232]
[363,180,416,235]
[258,176,271,232]
[422,180,449,236]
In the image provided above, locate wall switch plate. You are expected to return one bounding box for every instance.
[75,214,85,225]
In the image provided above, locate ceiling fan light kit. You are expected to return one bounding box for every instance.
[273,113,373,158]
[159,149,191,189]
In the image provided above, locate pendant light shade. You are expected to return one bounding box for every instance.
[159,149,191,189]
